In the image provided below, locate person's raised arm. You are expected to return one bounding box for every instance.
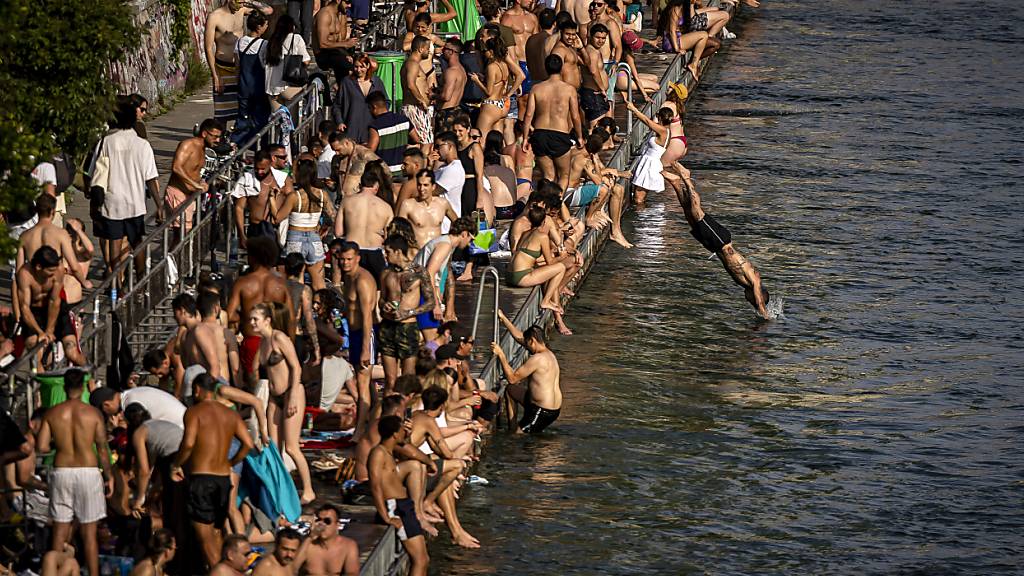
[433,0,457,23]
[624,100,666,137]
[496,308,525,345]
[489,341,540,384]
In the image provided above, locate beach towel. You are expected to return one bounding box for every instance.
[238,443,302,523]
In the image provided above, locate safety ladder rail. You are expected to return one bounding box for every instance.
[470,266,501,345]
[614,62,635,138]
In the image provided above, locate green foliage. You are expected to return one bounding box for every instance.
[163,0,194,51]
[0,0,141,257]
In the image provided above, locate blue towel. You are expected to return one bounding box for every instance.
[237,443,302,523]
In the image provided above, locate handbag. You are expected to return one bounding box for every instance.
[468,210,499,255]
[282,35,308,87]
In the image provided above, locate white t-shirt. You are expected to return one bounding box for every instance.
[317,147,336,179]
[265,33,310,97]
[31,162,56,187]
[31,162,67,216]
[99,129,159,220]
[435,160,466,233]
[235,36,267,66]
[231,171,262,199]
[122,386,186,428]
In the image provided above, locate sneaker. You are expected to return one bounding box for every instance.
[722,27,737,39]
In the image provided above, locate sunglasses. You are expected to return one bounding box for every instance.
[139,107,148,113]
[273,155,287,160]
[316,516,335,525]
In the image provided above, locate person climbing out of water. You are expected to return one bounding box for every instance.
[671,165,772,319]
[491,314,563,433]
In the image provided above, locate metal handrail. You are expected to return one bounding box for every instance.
[614,62,634,138]
[470,266,500,344]
[2,82,326,382]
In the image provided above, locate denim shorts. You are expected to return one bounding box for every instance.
[285,229,326,264]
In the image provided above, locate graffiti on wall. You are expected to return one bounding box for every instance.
[110,0,216,102]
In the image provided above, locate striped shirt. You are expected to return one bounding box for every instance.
[369,111,411,174]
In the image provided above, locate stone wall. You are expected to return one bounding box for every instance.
[110,0,216,103]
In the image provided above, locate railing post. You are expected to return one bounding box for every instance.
[471,267,501,344]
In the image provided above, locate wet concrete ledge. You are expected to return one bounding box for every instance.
[356,1,742,573]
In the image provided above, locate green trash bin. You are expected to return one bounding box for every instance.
[371,51,407,107]
[35,369,92,408]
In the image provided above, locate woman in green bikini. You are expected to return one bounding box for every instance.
[506,204,577,335]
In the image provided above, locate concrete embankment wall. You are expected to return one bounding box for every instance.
[111,0,216,103]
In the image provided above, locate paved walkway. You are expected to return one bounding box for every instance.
[1,85,216,302]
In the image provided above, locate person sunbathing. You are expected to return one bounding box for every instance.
[506,204,578,335]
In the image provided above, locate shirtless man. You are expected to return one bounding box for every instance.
[523,54,584,191]
[169,294,200,399]
[397,170,459,247]
[14,194,92,319]
[407,386,479,549]
[232,149,278,249]
[328,134,381,197]
[183,291,231,384]
[501,0,539,106]
[36,369,113,576]
[313,0,357,81]
[566,0,595,27]
[166,119,223,235]
[172,375,253,569]
[524,8,557,83]
[588,0,622,63]
[436,38,467,132]
[579,23,612,129]
[335,170,393,282]
[337,241,379,441]
[62,218,94,306]
[394,149,428,211]
[378,234,435,392]
[208,535,252,576]
[491,315,563,433]
[204,0,272,120]
[402,36,435,156]
[295,505,360,576]
[253,528,303,576]
[226,236,295,379]
[549,20,590,90]
[368,416,430,576]
[673,171,772,318]
[16,246,85,366]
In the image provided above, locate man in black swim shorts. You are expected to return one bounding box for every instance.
[491,317,563,434]
[672,167,771,318]
[524,54,585,190]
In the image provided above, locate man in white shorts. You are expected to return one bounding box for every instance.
[36,369,113,576]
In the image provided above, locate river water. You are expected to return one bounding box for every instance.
[433,1,1024,573]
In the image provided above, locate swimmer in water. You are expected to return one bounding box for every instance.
[671,165,772,319]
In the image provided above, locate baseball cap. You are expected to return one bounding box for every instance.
[435,343,466,362]
[622,30,643,52]
[89,386,118,412]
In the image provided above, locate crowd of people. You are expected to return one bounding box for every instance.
[0,0,778,574]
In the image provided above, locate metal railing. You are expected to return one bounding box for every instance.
[2,82,329,417]
[470,266,500,344]
[614,62,635,139]
[358,4,406,52]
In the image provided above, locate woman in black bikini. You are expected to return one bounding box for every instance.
[250,302,316,504]
[506,205,576,335]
